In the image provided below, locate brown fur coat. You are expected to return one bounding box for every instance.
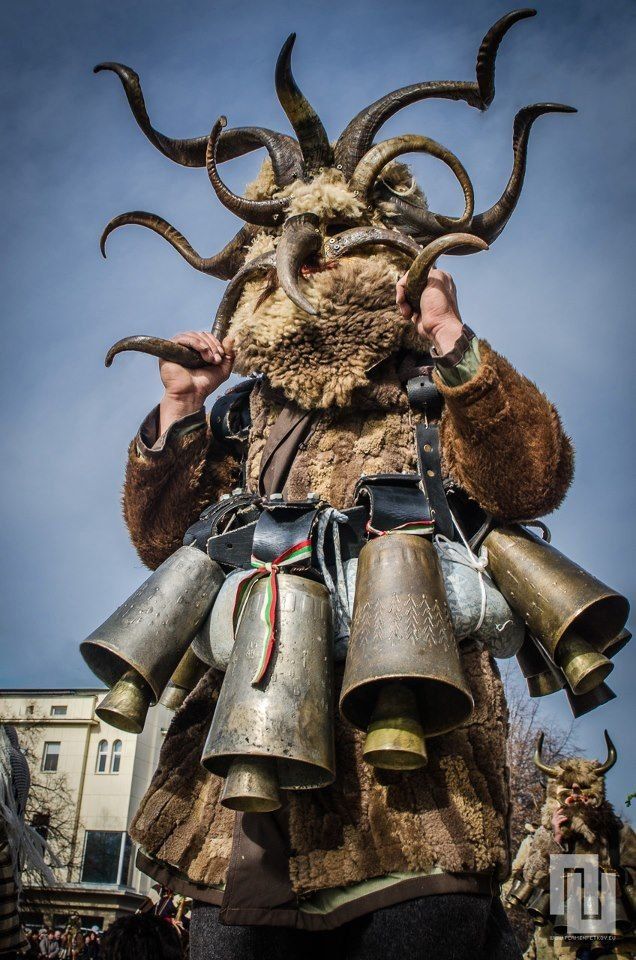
[122,241,573,896]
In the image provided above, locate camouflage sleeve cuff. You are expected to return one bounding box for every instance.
[432,325,481,387]
[135,405,207,460]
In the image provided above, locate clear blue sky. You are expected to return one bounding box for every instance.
[1,0,634,812]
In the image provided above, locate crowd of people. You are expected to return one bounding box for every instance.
[23,927,100,958]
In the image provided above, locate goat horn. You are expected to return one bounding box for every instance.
[211,251,278,341]
[404,234,488,310]
[276,214,322,315]
[533,732,560,778]
[94,62,303,184]
[100,212,256,280]
[325,226,421,262]
[275,34,333,174]
[349,134,474,232]
[469,103,576,244]
[105,336,207,369]
[206,118,288,226]
[596,730,618,775]
[334,9,536,178]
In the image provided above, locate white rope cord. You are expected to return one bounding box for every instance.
[435,510,490,632]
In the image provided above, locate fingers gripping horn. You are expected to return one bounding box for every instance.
[596,730,618,775]
[276,213,322,315]
[100,212,256,281]
[533,732,560,778]
[404,234,488,311]
[104,252,277,368]
[206,118,288,226]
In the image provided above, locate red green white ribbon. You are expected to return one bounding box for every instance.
[232,539,313,685]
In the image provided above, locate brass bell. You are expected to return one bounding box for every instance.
[160,646,209,712]
[555,632,613,696]
[526,888,551,925]
[485,526,628,683]
[201,574,335,812]
[82,545,224,733]
[516,633,565,697]
[566,682,616,718]
[340,534,473,771]
[506,878,536,907]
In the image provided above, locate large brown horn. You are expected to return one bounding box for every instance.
[596,730,618,775]
[211,251,277,341]
[275,34,333,175]
[275,213,322,315]
[104,252,277,368]
[349,135,474,232]
[334,9,537,178]
[100,213,255,280]
[533,731,560,778]
[94,62,303,185]
[404,234,488,311]
[325,226,421,262]
[206,118,289,226]
[468,103,576,244]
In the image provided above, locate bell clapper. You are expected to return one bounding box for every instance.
[220,757,281,813]
[96,668,153,734]
[556,633,613,696]
[363,681,428,771]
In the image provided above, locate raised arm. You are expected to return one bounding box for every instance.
[123,332,241,569]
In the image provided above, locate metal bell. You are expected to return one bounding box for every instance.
[517,632,566,697]
[526,888,552,925]
[566,682,616,718]
[81,545,224,732]
[506,878,537,907]
[201,574,335,812]
[485,526,629,679]
[555,632,613,696]
[160,646,209,711]
[602,628,632,660]
[340,534,473,771]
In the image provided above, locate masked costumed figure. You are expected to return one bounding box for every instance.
[507,733,636,960]
[80,9,631,960]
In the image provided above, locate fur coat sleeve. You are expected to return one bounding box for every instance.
[123,413,241,570]
[435,341,574,521]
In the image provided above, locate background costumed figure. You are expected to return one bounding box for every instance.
[79,8,631,958]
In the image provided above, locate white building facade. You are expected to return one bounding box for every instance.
[0,687,171,929]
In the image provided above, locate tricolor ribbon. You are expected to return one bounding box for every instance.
[365,519,434,537]
[233,538,313,685]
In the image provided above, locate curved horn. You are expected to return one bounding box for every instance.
[334,9,536,178]
[326,226,421,262]
[404,234,488,310]
[94,62,303,184]
[533,732,560,778]
[469,103,576,244]
[596,730,618,775]
[105,252,277,367]
[100,212,256,280]
[211,251,278,341]
[275,214,322,315]
[275,34,333,174]
[206,118,289,226]
[349,134,474,232]
[105,336,206,369]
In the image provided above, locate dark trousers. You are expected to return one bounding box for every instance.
[190,893,523,960]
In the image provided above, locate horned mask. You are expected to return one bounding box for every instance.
[97,9,575,373]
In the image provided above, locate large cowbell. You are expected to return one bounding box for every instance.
[484,526,629,697]
[81,545,224,733]
[340,533,473,771]
[202,574,335,813]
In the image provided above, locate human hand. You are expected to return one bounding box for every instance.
[396,267,464,356]
[551,807,570,846]
[158,332,235,434]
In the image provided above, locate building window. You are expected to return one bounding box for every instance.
[110,740,122,774]
[41,742,60,772]
[81,831,132,886]
[96,740,108,774]
[50,705,67,716]
[32,812,50,842]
